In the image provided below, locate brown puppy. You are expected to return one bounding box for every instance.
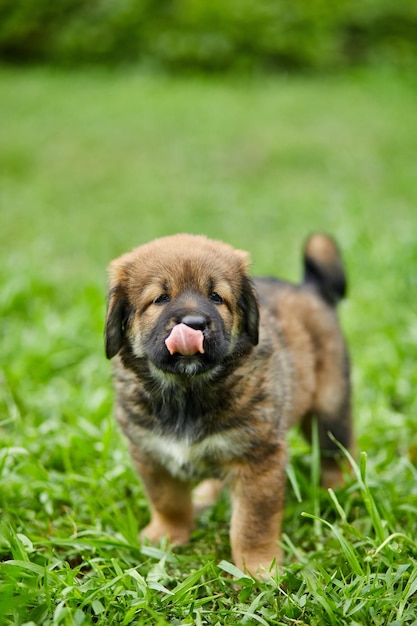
[105,234,352,576]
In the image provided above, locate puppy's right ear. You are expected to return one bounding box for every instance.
[105,285,128,359]
[239,276,260,346]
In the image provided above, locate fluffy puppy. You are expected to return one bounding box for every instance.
[105,233,352,576]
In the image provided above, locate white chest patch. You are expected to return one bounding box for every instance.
[140,431,242,481]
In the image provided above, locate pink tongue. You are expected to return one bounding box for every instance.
[165,323,205,356]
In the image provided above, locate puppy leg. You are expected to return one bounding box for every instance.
[302,398,354,489]
[302,334,353,489]
[130,445,194,545]
[318,403,354,489]
[229,445,286,577]
[193,479,223,513]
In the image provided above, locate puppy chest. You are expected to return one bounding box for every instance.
[142,432,242,481]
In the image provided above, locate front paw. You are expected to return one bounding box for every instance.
[234,546,283,580]
[140,515,193,546]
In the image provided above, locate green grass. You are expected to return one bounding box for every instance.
[0,66,416,625]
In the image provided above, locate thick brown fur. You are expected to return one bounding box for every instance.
[105,233,353,576]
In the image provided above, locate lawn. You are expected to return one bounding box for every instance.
[0,66,416,625]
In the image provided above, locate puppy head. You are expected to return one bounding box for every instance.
[105,234,259,376]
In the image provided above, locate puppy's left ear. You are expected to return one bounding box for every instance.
[105,285,129,359]
[239,276,259,345]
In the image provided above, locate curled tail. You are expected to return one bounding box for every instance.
[303,234,347,306]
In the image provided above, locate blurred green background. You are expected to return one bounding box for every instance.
[0,0,416,71]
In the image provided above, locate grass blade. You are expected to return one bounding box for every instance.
[301,513,363,577]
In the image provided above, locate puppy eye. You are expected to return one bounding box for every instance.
[209,292,224,305]
[153,294,170,305]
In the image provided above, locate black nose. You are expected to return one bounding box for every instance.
[181,315,207,331]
